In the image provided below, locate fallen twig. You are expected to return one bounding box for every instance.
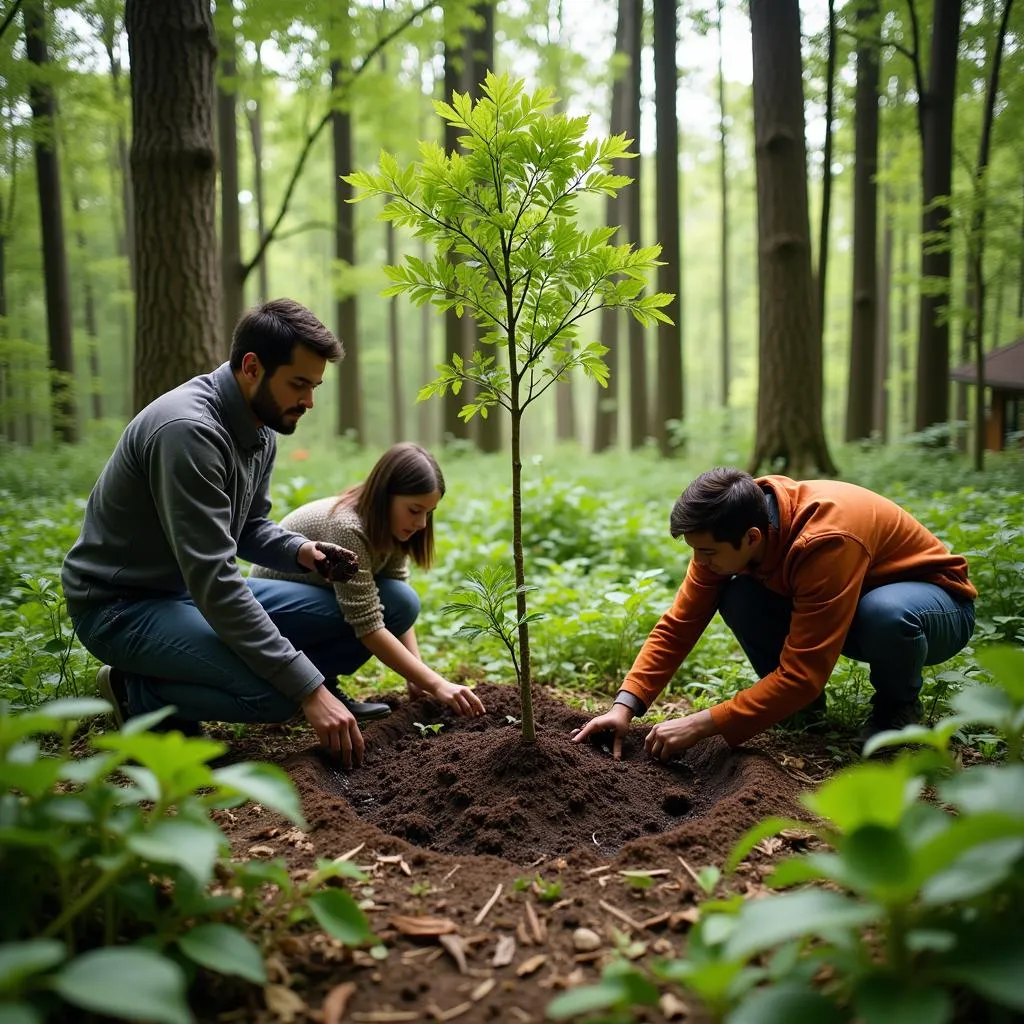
[473,883,503,926]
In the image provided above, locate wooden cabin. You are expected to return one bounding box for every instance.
[950,338,1024,451]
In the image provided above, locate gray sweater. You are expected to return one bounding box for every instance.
[250,500,408,637]
[61,362,323,702]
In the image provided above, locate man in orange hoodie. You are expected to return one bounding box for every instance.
[572,467,977,759]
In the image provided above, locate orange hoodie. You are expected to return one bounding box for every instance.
[620,476,977,746]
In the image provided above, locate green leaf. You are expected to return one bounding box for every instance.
[837,824,914,898]
[0,939,66,995]
[36,697,112,720]
[211,762,307,828]
[545,980,631,1019]
[178,924,266,984]
[53,948,191,1024]
[307,889,375,947]
[122,707,180,735]
[853,975,953,1024]
[0,758,62,797]
[913,812,1024,886]
[728,982,847,1024]
[920,838,1024,904]
[725,817,814,874]
[724,890,883,961]
[977,645,1024,699]
[803,759,922,832]
[127,818,224,886]
[942,933,1024,1010]
[938,765,1024,817]
[950,683,1016,728]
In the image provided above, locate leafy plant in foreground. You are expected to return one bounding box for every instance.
[548,645,1024,1023]
[0,699,375,1023]
[346,73,673,741]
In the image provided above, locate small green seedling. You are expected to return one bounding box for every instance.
[512,873,563,903]
[414,721,444,738]
[620,871,656,892]
[695,866,721,895]
[407,880,432,898]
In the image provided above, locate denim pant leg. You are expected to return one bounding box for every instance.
[72,596,298,723]
[841,582,975,705]
[718,575,793,678]
[248,575,421,682]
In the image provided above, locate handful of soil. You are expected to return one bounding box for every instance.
[313,541,359,582]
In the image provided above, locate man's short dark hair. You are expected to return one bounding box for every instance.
[229,299,343,376]
[670,467,769,548]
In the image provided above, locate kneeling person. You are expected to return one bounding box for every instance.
[573,468,976,760]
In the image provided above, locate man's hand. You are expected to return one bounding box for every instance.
[570,704,634,760]
[433,680,486,718]
[644,710,716,761]
[298,540,359,582]
[302,685,364,768]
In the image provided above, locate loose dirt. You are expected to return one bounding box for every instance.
[208,684,812,1023]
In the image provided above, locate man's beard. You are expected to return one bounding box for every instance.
[251,377,304,435]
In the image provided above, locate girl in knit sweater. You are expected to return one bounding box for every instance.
[251,443,485,719]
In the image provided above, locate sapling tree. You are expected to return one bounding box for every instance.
[345,74,672,742]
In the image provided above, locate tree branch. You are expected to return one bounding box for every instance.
[0,0,25,43]
[242,0,442,280]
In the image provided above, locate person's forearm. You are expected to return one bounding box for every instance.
[398,627,421,660]
[361,628,441,692]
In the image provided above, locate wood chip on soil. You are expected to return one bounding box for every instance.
[388,915,458,936]
[321,982,357,1024]
[516,954,548,977]
[438,933,468,974]
[491,934,517,967]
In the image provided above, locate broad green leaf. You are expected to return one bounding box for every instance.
[920,838,1024,905]
[122,707,180,735]
[127,818,223,886]
[546,980,635,1020]
[837,824,914,899]
[853,975,953,1024]
[728,982,846,1024]
[0,758,62,797]
[0,1004,44,1024]
[950,684,1016,728]
[94,731,224,789]
[211,762,306,828]
[0,712,66,747]
[913,812,1024,885]
[724,890,882,961]
[938,765,1024,817]
[861,721,958,758]
[976,645,1024,699]
[803,760,921,832]
[767,853,838,889]
[0,939,66,994]
[307,889,375,946]
[36,697,111,720]
[178,924,265,984]
[59,752,118,784]
[53,948,191,1024]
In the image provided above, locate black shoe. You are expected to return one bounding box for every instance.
[96,665,204,737]
[339,694,392,722]
[858,698,923,745]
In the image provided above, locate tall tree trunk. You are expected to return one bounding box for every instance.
[1018,166,1024,319]
[332,57,362,443]
[127,0,220,410]
[969,0,1014,471]
[69,172,103,420]
[247,48,269,302]
[875,179,894,442]
[593,0,629,453]
[469,0,500,453]
[625,0,646,448]
[441,24,469,443]
[218,28,243,350]
[913,0,962,431]
[898,186,912,435]
[25,0,77,442]
[816,0,836,345]
[716,0,730,416]
[845,0,880,441]
[101,10,135,293]
[0,188,9,442]
[748,0,836,476]
[653,0,683,455]
[104,127,133,414]
[548,0,576,444]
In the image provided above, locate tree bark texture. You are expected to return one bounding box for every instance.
[626,0,646,447]
[914,0,962,432]
[876,181,893,442]
[101,11,135,292]
[69,173,102,420]
[218,29,243,353]
[845,0,880,441]
[332,57,362,443]
[127,0,220,411]
[748,0,836,477]
[25,0,77,442]
[716,0,730,415]
[592,0,629,453]
[653,0,682,455]
[816,0,836,345]
[469,1,500,453]
[247,47,269,302]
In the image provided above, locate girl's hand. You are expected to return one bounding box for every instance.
[434,681,486,718]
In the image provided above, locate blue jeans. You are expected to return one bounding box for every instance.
[718,576,975,706]
[71,577,420,723]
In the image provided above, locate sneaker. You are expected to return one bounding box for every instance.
[95,665,130,727]
[338,693,392,723]
[858,698,923,745]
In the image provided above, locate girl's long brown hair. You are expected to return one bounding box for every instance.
[332,443,445,568]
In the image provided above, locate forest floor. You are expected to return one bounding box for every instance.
[201,683,858,1024]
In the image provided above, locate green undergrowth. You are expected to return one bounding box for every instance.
[0,437,1021,741]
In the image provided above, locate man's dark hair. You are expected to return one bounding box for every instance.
[229,299,343,375]
[670,467,769,548]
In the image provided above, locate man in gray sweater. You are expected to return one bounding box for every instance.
[62,299,387,767]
